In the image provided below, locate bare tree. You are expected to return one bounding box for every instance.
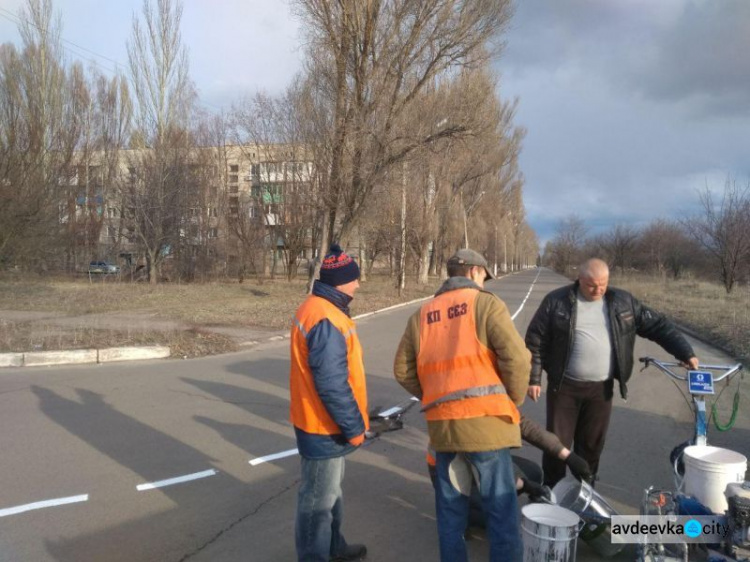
[593,224,640,275]
[637,219,699,279]
[0,0,81,270]
[683,179,750,293]
[293,0,515,266]
[125,0,196,283]
[547,215,589,275]
[232,80,319,281]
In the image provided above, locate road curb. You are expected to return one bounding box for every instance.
[0,346,172,369]
[98,346,171,363]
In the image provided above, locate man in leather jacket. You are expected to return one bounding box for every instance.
[525,258,699,486]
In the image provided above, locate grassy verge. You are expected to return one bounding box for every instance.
[612,273,750,362]
[0,274,439,357]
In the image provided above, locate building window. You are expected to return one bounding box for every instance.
[249,206,258,219]
[107,226,117,239]
[230,165,239,172]
[229,174,238,184]
[107,207,118,218]
[208,228,218,239]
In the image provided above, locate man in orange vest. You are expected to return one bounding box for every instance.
[290,245,369,562]
[394,248,531,562]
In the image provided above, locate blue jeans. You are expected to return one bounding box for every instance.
[435,449,522,562]
[296,456,349,562]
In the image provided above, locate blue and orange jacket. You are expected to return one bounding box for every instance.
[290,281,369,459]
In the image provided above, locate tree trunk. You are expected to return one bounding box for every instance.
[307,212,329,294]
[359,230,367,282]
[417,240,430,285]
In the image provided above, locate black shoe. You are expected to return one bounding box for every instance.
[330,544,367,561]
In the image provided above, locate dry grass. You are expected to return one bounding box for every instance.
[0,320,238,358]
[0,273,439,357]
[612,272,750,361]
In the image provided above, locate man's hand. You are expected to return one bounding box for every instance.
[527,385,542,402]
[348,433,365,447]
[565,452,593,482]
[683,357,699,370]
[520,477,551,503]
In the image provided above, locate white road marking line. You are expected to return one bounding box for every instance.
[377,397,419,418]
[136,469,217,491]
[249,448,299,466]
[511,268,542,321]
[0,494,89,518]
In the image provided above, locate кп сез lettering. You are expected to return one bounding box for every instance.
[426,303,468,325]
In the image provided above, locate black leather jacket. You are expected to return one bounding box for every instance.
[525,282,695,399]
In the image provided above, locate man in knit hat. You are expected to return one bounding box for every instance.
[290,244,368,562]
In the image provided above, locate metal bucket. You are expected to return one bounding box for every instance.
[552,476,624,558]
[521,503,580,562]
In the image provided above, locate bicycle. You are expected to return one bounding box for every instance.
[636,357,746,562]
[639,357,743,479]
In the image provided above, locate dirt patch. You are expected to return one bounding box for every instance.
[612,273,750,363]
[0,274,439,358]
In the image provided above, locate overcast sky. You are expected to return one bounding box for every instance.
[2,0,748,243]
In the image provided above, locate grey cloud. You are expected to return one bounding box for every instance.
[626,1,750,114]
[504,1,750,117]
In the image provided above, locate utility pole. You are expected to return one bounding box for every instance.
[493,224,498,277]
[398,163,406,295]
[503,233,507,273]
[462,190,485,248]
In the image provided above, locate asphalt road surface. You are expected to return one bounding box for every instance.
[0,268,748,561]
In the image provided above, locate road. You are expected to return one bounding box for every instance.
[0,267,747,561]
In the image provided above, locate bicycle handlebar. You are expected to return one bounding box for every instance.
[639,356,743,383]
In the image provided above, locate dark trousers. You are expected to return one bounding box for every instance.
[542,378,613,487]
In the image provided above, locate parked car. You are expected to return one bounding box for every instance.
[88,261,120,274]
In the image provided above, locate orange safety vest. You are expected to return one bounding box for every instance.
[289,295,369,435]
[417,288,520,423]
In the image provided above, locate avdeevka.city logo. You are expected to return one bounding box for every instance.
[684,519,702,539]
[610,515,730,544]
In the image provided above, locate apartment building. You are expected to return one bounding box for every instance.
[60,144,314,278]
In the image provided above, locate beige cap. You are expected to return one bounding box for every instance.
[447,248,495,280]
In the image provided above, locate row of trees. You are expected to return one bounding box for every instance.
[0,0,537,285]
[545,179,750,293]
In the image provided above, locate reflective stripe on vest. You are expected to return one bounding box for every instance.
[417,288,520,423]
[289,295,369,435]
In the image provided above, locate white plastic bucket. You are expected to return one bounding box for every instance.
[683,445,747,513]
[521,503,580,562]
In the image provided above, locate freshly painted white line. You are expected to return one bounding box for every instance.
[378,397,419,418]
[0,494,88,518]
[511,268,542,321]
[249,448,299,466]
[136,469,217,491]
[376,406,403,418]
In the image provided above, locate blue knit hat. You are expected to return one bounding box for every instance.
[319,244,360,287]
